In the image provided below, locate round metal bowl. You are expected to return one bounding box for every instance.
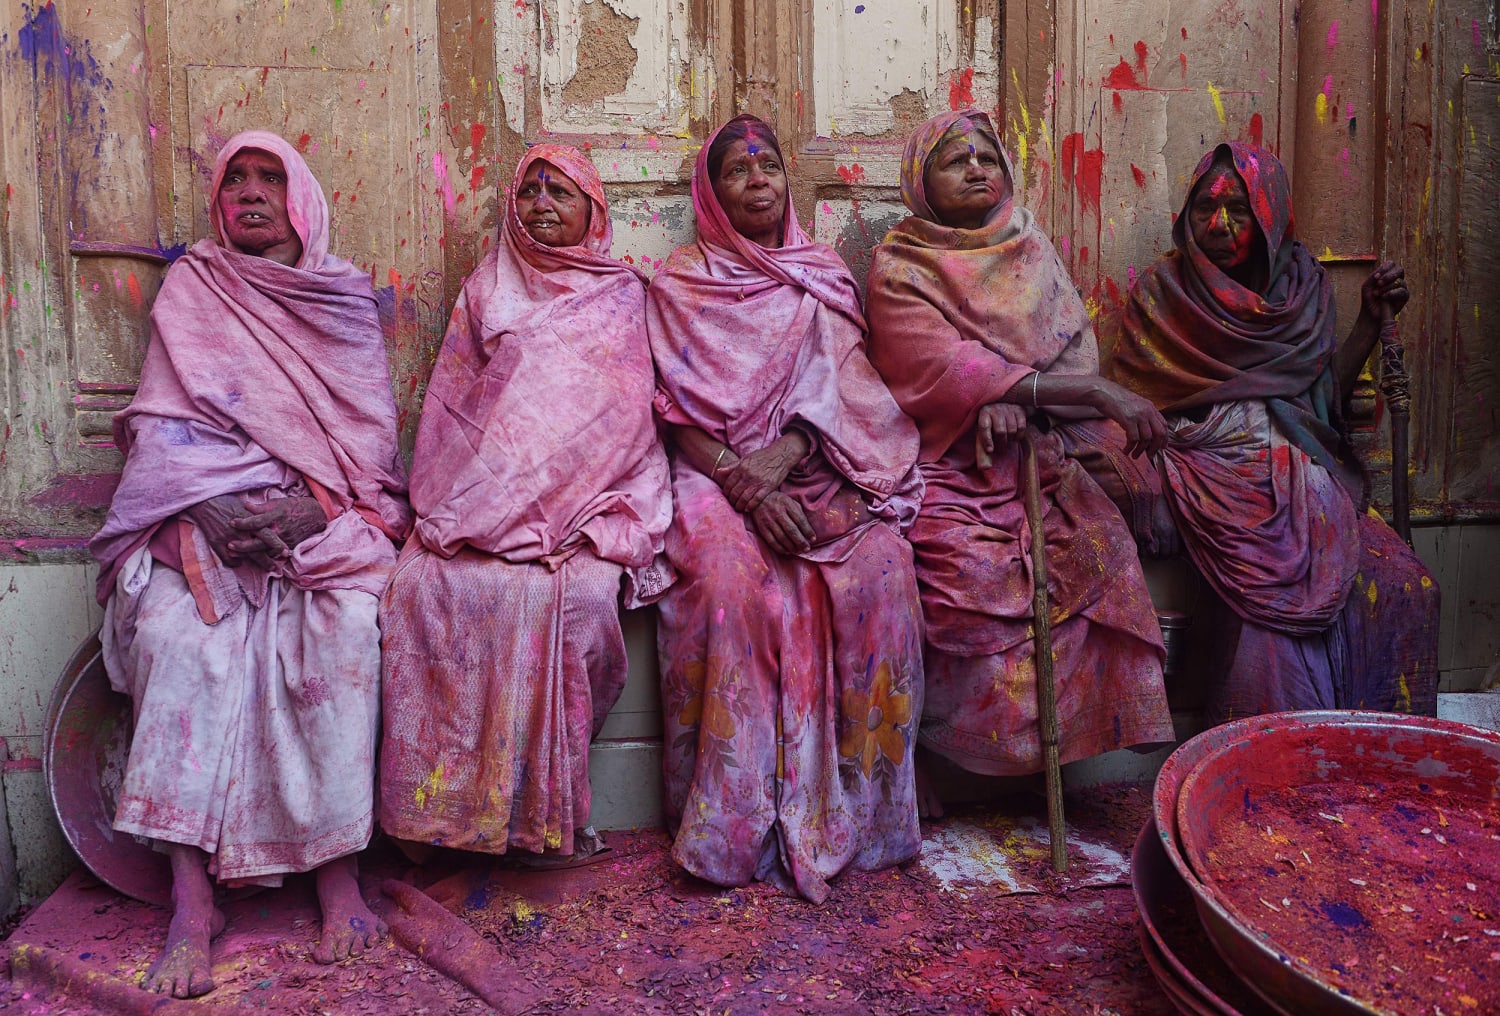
[1132,817,1279,1016]
[1172,712,1500,1016]
[42,630,171,906]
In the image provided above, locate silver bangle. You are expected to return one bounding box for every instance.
[1031,369,1041,409]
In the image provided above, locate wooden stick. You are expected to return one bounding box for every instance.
[1021,431,1067,872]
[1378,322,1412,547]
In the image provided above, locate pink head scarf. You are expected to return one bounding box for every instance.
[649,117,918,498]
[407,144,669,576]
[91,131,411,599]
[208,130,331,270]
[865,108,1096,460]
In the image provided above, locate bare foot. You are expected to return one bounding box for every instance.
[312,854,387,963]
[915,749,945,820]
[144,844,225,998]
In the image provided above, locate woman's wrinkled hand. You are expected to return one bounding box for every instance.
[184,494,258,564]
[974,401,1028,469]
[751,492,815,555]
[227,496,329,559]
[1092,379,1169,458]
[718,433,808,512]
[1361,261,1408,325]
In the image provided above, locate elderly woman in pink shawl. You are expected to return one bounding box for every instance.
[865,109,1174,811]
[649,115,925,902]
[91,132,411,997]
[378,145,671,864]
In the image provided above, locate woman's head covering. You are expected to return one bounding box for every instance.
[408,143,668,574]
[209,131,331,271]
[647,116,920,507]
[1173,142,1296,294]
[865,108,1096,461]
[504,143,622,269]
[898,108,1015,228]
[1103,141,1358,498]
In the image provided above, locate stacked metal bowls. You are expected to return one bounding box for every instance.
[1135,711,1500,1015]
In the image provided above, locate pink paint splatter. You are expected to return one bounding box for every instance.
[1327,20,1339,48]
[1474,19,1483,50]
[1371,0,1378,25]
[948,67,975,110]
[433,151,457,215]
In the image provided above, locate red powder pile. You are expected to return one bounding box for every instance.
[1198,780,1499,1014]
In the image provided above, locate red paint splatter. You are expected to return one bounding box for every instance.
[1112,92,1123,113]
[332,190,341,203]
[389,268,402,291]
[1248,112,1264,148]
[1130,164,1146,188]
[470,165,485,191]
[296,133,312,153]
[125,272,142,306]
[1105,277,1122,306]
[470,122,486,154]
[1103,60,1142,90]
[836,163,866,185]
[1179,53,1188,79]
[948,67,975,110]
[1181,27,1188,39]
[1133,40,1149,74]
[1060,133,1105,214]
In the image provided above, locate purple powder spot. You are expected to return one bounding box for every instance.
[1321,901,1367,930]
[855,3,865,11]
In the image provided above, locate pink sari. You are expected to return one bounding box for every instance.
[379,146,672,855]
[866,110,1172,776]
[648,122,925,902]
[91,131,408,883]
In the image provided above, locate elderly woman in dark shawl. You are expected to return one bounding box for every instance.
[865,109,1173,807]
[1103,142,1439,720]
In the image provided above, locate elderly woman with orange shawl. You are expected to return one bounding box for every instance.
[649,115,925,902]
[865,109,1173,804]
[378,145,672,864]
[91,132,411,996]
[1102,142,1438,721]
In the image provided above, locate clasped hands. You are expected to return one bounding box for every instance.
[973,375,1168,469]
[714,432,816,555]
[186,493,328,566]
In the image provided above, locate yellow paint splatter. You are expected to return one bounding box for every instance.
[1016,133,1029,173]
[1397,673,1412,712]
[1366,580,1378,607]
[1420,574,1433,589]
[1206,81,1226,125]
[1322,245,1334,259]
[414,762,446,808]
[1314,92,1329,124]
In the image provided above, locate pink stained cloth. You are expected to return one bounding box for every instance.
[648,120,926,900]
[380,146,671,855]
[90,130,411,607]
[92,130,405,882]
[865,109,1171,776]
[406,144,671,579]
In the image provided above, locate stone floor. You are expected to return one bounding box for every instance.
[0,784,1172,1015]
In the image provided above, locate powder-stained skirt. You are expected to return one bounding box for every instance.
[104,548,379,885]
[378,545,626,855]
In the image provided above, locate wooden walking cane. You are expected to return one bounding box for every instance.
[1377,320,1412,546]
[1020,430,1067,873]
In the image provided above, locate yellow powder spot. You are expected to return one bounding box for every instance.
[1420,575,1434,589]
[1206,81,1227,125]
[1322,245,1335,259]
[544,829,564,850]
[1459,995,1479,1009]
[1314,91,1329,124]
[414,763,446,809]
[512,901,536,922]
[1366,580,1378,607]
[1397,673,1412,712]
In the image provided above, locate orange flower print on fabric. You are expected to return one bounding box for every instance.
[839,661,912,779]
[677,659,737,740]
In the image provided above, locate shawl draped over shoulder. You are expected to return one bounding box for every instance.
[1103,140,1360,501]
[90,130,411,604]
[648,129,920,523]
[407,144,671,599]
[865,108,1098,462]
